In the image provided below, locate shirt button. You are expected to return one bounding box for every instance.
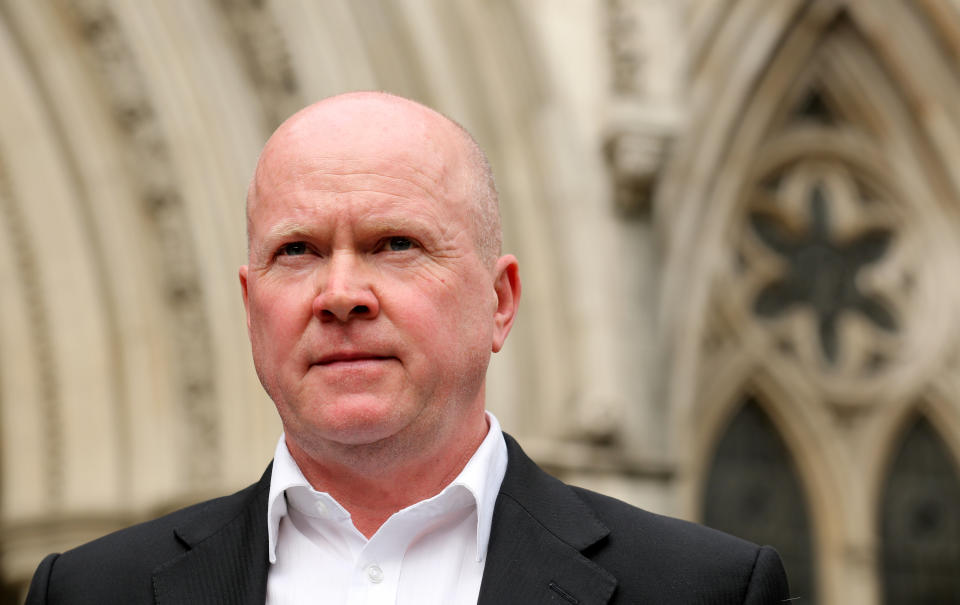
[365,564,384,584]
[314,501,327,515]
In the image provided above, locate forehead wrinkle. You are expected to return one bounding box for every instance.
[255,208,442,249]
[303,172,446,206]
[292,153,452,207]
[250,166,444,231]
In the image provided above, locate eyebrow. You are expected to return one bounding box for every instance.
[251,220,316,259]
[265,220,315,242]
[254,215,437,258]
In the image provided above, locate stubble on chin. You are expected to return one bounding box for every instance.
[282,416,431,483]
[281,395,485,485]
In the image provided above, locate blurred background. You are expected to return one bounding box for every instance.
[1,0,959,603]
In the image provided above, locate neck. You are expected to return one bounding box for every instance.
[286,411,489,538]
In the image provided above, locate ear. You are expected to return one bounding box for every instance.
[239,265,252,333]
[491,254,521,353]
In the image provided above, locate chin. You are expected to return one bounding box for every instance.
[298,399,416,446]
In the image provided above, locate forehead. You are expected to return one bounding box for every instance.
[267,97,458,180]
[249,106,471,226]
[258,145,448,205]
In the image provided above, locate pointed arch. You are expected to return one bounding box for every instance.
[660,1,960,602]
[702,397,815,601]
[685,359,841,604]
[0,2,564,588]
[660,0,960,437]
[879,413,960,602]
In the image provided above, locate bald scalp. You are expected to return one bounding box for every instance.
[246,91,502,266]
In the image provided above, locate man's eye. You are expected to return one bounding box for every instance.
[278,242,309,256]
[385,237,414,252]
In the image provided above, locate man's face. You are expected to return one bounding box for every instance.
[240,100,516,455]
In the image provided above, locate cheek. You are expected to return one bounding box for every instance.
[397,277,493,352]
[248,286,311,358]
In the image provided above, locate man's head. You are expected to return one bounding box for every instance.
[240,92,520,465]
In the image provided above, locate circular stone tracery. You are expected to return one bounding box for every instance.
[747,162,898,370]
[727,155,944,406]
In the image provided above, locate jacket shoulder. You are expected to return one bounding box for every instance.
[67,477,264,563]
[571,485,757,557]
[569,486,790,603]
[497,434,790,603]
[26,473,269,605]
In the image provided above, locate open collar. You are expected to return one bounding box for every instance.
[265,411,508,564]
[151,431,617,605]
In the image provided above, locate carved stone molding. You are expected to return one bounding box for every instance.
[57,0,219,485]
[0,160,63,504]
[214,0,303,133]
[603,114,674,218]
[604,0,682,218]
[606,0,647,96]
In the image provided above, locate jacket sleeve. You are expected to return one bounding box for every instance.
[744,546,792,604]
[25,553,59,605]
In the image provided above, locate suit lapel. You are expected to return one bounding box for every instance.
[147,439,617,604]
[478,435,617,605]
[152,467,271,605]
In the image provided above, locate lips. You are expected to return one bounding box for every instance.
[313,352,394,366]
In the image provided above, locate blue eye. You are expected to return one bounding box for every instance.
[387,237,413,251]
[278,242,309,256]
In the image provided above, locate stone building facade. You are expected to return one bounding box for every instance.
[1,1,959,603]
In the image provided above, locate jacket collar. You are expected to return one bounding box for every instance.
[150,433,617,605]
[478,434,617,605]
[152,466,272,605]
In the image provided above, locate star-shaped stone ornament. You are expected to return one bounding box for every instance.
[749,184,897,365]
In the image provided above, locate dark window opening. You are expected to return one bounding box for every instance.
[703,398,815,602]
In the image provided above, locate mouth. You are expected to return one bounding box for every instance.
[313,352,395,366]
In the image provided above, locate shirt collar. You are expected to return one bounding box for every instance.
[266,411,508,564]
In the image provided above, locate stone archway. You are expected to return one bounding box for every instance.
[657,0,960,602]
[0,1,566,596]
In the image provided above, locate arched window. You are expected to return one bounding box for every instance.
[703,398,815,601]
[881,415,960,604]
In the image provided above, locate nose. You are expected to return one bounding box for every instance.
[312,251,379,323]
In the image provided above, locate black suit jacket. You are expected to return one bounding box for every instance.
[26,435,789,604]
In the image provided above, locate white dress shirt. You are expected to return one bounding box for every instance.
[265,412,508,605]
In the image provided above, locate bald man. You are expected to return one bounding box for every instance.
[26,93,790,605]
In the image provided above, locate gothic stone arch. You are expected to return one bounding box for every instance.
[657,0,960,602]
